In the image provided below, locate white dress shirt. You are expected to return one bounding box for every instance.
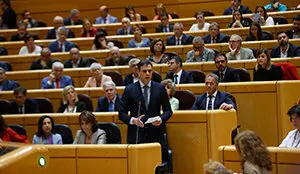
[280,44,289,58]
[279,129,300,148]
[174,69,183,84]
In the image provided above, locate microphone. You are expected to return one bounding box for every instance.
[135,101,141,144]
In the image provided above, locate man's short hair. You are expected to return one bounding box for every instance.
[1,0,11,7]
[52,62,64,69]
[287,104,300,118]
[169,55,183,67]
[276,31,287,38]
[214,53,228,62]
[70,9,80,17]
[294,14,300,21]
[174,23,184,29]
[13,86,27,96]
[209,22,220,30]
[57,26,68,34]
[128,58,141,68]
[22,10,29,18]
[90,63,102,72]
[41,47,51,54]
[103,81,116,89]
[137,60,153,71]
[192,36,204,44]
[24,34,34,43]
[0,67,5,73]
[230,34,242,41]
[53,16,64,22]
[121,17,130,23]
[206,73,219,85]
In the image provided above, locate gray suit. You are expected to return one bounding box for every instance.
[226,47,255,60]
[73,129,106,144]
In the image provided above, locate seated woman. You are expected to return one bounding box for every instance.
[32,115,62,144]
[84,63,112,87]
[81,19,98,37]
[254,6,274,26]
[253,48,282,81]
[245,23,273,41]
[235,130,272,174]
[147,39,169,64]
[57,85,87,113]
[0,114,29,143]
[161,79,179,111]
[73,111,106,144]
[153,3,172,20]
[189,11,210,31]
[128,25,150,48]
[280,104,300,148]
[92,32,114,50]
[19,34,42,55]
[125,5,141,22]
[228,10,250,28]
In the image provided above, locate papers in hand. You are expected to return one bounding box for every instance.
[145,116,161,124]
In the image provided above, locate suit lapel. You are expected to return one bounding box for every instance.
[148,81,155,111]
[214,91,220,109]
[180,71,186,83]
[181,34,186,44]
[134,82,146,110]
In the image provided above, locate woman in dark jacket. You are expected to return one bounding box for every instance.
[228,10,250,28]
[245,23,273,41]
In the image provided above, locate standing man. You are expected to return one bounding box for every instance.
[119,60,172,163]
[0,0,16,29]
[96,81,122,112]
[165,56,194,84]
[95,6,118,24]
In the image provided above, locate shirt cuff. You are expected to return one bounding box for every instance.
[129,117,134,125]
[47,81,52,85]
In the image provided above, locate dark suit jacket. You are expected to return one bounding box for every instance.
[155,24,174,33]
[7,98,40,114]
[57,101,87,113]
[46,28,75,39]
[165,70,194,84]
[0,80,19,91]
[223,5,252,15]
[96,94,122,112]
[29,59,57,70]
[270,43,300,58]
[105,56,128,66]
[192,91,236,110]
[166,33,193,46]
[124,73,162,86]
[116,27,134,35]
[63,18,83,26]
[202,33,230,44]
[48,40,76,52]
[119,81,172,143]
[286,29,297,39]
[212,67,240,82]
[10,33,39,41]
[41,75,73,89]
[64,57,91,68]
[2,7,17,29]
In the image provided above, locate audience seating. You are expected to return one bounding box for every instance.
[97,122,121,144]
[0,99,10,114]
[188,70,206,83]
[103,71,124,86]
[235,68,251,82]
[8,124,27,136]
[275,62,299,80]
[54,124,74,144]
[273,16,289,25]
[35,97,54,113]
[0,61,12,71]
[174,90,196,110]
[77,94,94,112]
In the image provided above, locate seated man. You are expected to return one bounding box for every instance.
[95,6,118,24]
[0,0,16,29]
[226,34,255,60]
[64,47,91,68]
[271,32,300,58]
[212,53,241,82]
[166,23,193,46]
[11,23,29,41]
[286,14,300,39]
[203,22,230,44]
[64,9,83,26]
[18,10,39,28]
[186,36,215,62]
[223,0,252,15]
[192,73,236,110]
[29,48,57,70]
[41,62,73,89]
[7,86,39,114]
[156,11,174,33]
[96,81,122,112]
[165,56,194,84]
[46,16,75,39]
[105,47,128,66]
[0,67,19,91]
[48,27,76,52]
[264,0,287,12]
[117,17,133,35]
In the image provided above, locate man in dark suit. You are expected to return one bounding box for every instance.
[18,10,39,28]
[64,9,83,26]
[166,23,193,46]
[0,0,16,29]
[10,23,39,41]
[270,32,300,58]
[46,16,75,39]
[223,0,252,15]
[116,17,133,35]
[96,81,122,112]
[192,73,236,110]
[48,27,76,53]
[286,14,300,39]
[202,22,230,44]
[212,53,241,82]
[0,67,19,91]
[64,47,91,68]
[155,12,174,33]
[165,56,194,84]
[29,48,57,70]
[119,60,172,162]
[7,86,39,114]
[105,47,128,66]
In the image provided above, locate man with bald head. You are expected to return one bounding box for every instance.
[29,48,57,70]
[95,6,118,24]
[105,47,128,66]
[46,16,75,39]
[64,47,91,68]
[166,23,193,46]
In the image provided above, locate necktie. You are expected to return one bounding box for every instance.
[19,106,24,114]
[108,101,114,112]
[58,43,62,52]
[220,72,224,82]
[177,38,180,45]
[207,95,213,110]
[174,74,178,84]
[164,27,168,32]
[143,85,149,110]
[56,80,60,88]
[103,18,107,24]
[212,38,216,44]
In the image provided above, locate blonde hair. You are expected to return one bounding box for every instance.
[62,85,78,104]
[203,160,233,174]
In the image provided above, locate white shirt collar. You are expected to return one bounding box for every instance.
[207,90,218,98]
[139,80,151,88]
[280,44,290,58]
[108,95,117,104]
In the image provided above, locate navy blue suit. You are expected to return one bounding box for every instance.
[7,98,40,114]
[192,91,236,110]
[0,80,19,91]
[165,70,194,84]
[48,40,76,53]
[63,18,83,26]
[46,28,75,39]
[166,34,193,46]
[202,33,230,44]
[96,94,122,112]
[41,75,73,89]
[270,43,300,58]
[116,27,134,35]
[212,67,240,82]
[223,5,252,15]
[124,73,162,86]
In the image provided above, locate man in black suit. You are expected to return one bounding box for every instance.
[7,86,40,114]
[166,23,193,46]
[270,32,300,58]
[116,17,133,35]
[64,9,83,26]
[155,12,174,33]
[105,47,128,66]
[0,67,19,91]
[64,47,91,68]
[223,0,252,15]
[29,48,57,70]
[119,60,172,162]
[46,16,75,39]
[192,73,236,110]
[202,22,230,44]
[212,53,240,82]
[96,81,122,112]
[286,14,300,39]
[165,56,194,84]
[0,0,16,29]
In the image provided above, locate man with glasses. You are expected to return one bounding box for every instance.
[203,22,230,44]
[186,36,215,62]
[46,16,75,39]
[29,48,57,70]
[226,34,255,60]
[117,17,133,35]
[64,47,91,68]
[166,23,193,46]
[155,12,174,33]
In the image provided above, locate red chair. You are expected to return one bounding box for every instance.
[275,62,299,80]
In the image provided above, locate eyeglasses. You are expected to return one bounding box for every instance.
[215,60,226,63]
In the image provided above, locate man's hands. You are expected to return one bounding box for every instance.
[219,103,234,110]
[48,73,55,82]
[152,119,162,126]
[133,115,145,128]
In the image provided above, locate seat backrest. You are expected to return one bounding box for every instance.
[169,12,179,19]
[275,62,299,80]
[0,99,10,114]
[54,124,73,144]
[0,61,12,71]
[103,71,124,86]
[37,21,47,27]
[202,10,215,17]
[228,93,238,110]
[97,122,121,144]
[86,57,98,65]
[174,90,196,110]
[35,97,54,113]
[235,68,251,82]
[8,124,27,136]
[0,46,8,56]
[140,14,148,21]
[108,40,124,48]
[188,70,205,83]
[273,16,288,25]
[262,30,274,40]
[77,94,94,111]
[152,71,162,83]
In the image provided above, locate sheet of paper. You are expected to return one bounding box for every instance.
[145,116,160,124]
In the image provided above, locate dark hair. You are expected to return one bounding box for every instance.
[276,31,287,38]
[22,10,29,18]
[23,34,34,43]
[79,111,98,133]
[93,32,107,49]
[194,11,204,18]
[255,6,268,20]
[169,55,183,67]
[0,114,7,138]
[256,48,271,70]
[1,0,11,7]
[287,104,300,121]
[18,22,27,29]
[125,5,136,21]
[13,86,27,95]
[150,38,165,54]
[36,115,56,136]
[159,11,168,19]
[249,22,263,41]
[137,60,153,71]
[214,53,228,62]
[294,14,300,21]
[231,10,244,23]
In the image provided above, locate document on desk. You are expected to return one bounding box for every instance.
[145,116,161,124]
